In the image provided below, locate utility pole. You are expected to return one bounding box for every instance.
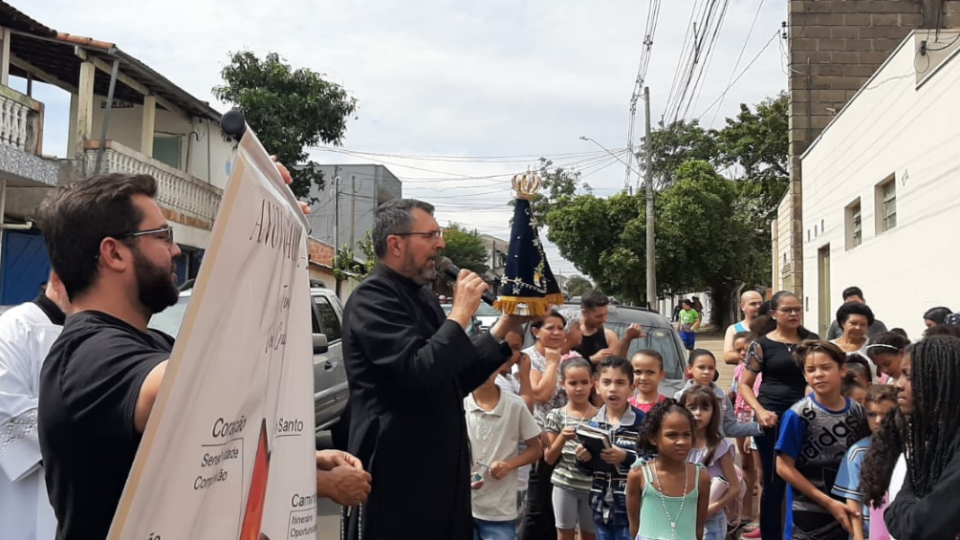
[333,165,341,297]
[333,165,340,253]
[644,86,657,311]
[349,175,357,250]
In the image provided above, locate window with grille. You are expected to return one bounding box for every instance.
[846,199,862,249]
[876,176,897,233]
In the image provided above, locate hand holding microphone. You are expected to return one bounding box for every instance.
[437,257,490,331]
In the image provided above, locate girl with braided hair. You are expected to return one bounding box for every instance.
[883,335,960,539]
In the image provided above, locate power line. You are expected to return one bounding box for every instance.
[709,0,765,128]
[313,146,631,186]
[625,0,662,190]
[665,0,706,118]
[310,146,622,164]
[696,28,780,120]
[686,0,731,119]
[671,0,728,123]
[666,0,719,122]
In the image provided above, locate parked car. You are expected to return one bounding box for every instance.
[474,303,501,331]
[524,303,688,396]
[440,304,481,337]
[147,284,349,447]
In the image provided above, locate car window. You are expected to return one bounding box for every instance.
[475,304,500,317]
[522,317,685,380]
[313,295,342,342]
[311,302,322,335]
[605,323,685,380]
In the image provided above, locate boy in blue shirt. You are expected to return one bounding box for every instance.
[776,341,870,540]
[832,384,898,540]
[574,356,644,540]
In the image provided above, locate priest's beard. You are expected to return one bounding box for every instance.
[133,248,180,314]
[402,251,436,286]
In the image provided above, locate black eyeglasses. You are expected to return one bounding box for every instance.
[394,230,443,240]
[115,226,175,246]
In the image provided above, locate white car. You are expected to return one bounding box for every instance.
[474,303,501,331]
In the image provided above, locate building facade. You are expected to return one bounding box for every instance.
[0,0,236,305]
[478,233,508,293]
[304,164,401,259]
[801,30,960,339]
[777,0,960,300]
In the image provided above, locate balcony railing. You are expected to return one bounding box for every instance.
[0,85,43,154]
[82,140,222,227]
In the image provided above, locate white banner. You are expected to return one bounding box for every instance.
[106,129,317,540]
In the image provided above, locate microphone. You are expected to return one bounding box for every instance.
[437,257,497,306]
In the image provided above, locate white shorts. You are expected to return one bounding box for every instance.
[551,485,596,533]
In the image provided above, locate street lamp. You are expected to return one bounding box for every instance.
[578,135,642,179]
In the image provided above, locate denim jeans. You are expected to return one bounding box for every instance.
[703,511,727,540]
[594,522,631,540]
[474,518,517,540]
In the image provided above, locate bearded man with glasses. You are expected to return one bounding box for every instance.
[341,198,531,540]
[35,170,369,540]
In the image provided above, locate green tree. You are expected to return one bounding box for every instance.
[441,224,489,275]
[716,92,789,183]
[539,94,789,325]
[545,192,647,303]
[565,275,593,297]
[655,160,752,324]
[638,119,719,189]
[332,231,376,282]
[213,51,358,198]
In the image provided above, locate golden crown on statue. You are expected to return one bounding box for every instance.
[512,171,542,201]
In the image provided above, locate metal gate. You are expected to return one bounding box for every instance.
[0,229,50,306]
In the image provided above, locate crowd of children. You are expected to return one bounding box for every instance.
[463,303,960,540]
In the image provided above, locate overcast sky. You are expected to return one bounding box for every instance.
[23,0,788,277]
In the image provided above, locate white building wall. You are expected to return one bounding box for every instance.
[67,97,233,189]
[801,33,960,340]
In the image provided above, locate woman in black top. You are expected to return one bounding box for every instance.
[738,291,818,540]
[884,336,960,539]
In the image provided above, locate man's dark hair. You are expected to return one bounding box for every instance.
[842,286,864,301]
[580,290,609,310]
[372,199,436,258]
[681,299,693,308]
[597,356,634,384]
[836,301,875,327]
[38,173,158,301]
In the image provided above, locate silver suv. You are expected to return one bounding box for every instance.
[147,284,349,442]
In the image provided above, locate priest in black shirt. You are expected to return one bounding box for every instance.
[35,170,370,540]
[340,199,526,540]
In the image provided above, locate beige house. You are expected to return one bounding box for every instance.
[0,0,235,305]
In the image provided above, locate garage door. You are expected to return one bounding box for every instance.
[0,230,50,305]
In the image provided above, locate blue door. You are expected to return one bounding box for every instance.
[0,230,50,305]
